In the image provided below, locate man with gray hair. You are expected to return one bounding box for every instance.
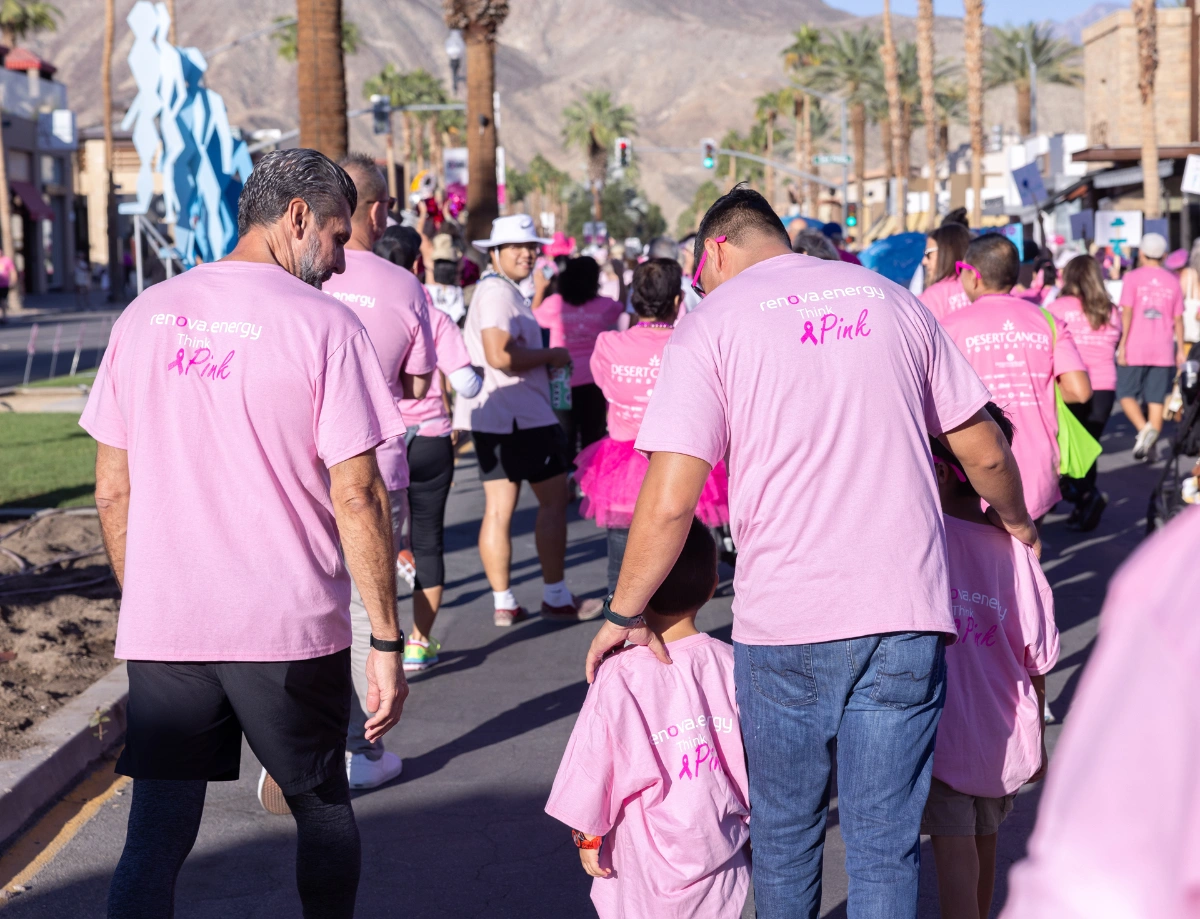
[83,148,408,917]
[646,235,680,261]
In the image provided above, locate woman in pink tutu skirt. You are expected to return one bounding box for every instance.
[577,258,731,592]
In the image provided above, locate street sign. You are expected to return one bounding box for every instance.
[813,153,852,166]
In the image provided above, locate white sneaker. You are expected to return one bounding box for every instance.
[346,750,403,789]
[1132,425,1160,461]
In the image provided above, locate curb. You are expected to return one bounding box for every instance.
[0,664,128,848]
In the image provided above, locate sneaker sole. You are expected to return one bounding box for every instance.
[257,770,291,816]
[402,658,438,672]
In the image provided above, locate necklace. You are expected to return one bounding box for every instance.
[637,321,674,329]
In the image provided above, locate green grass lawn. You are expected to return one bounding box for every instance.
[0,413,96,508]
[23,370,96,389]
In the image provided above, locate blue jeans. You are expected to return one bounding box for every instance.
[734,632,946,919]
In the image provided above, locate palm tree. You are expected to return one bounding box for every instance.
[0,0,61,47]
[1133,0,1160,218]
[561,89,636,222]
[984,23,1081,137]
[781,26,823,216]
[965,0,985,227]
[445,0,508,246]
[918,0,937,230]
[755,90,789,211]
[363,64,406,200]
[526,153,570,233]
[718,129,755,187]
[273,14,358,62]
[808,27,878,221]
[881,0,906,226]
[934,77,967,165]
[296,0,349,160]
[166,0,175,44]
[102,0,116,302]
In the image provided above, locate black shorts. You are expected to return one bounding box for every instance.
[472,423,569,484]
[1116,364,1174,405]
[117,649,351,796]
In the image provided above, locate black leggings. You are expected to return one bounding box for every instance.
[108,773,360,919]
[554,382,608,463]
[408,434,455,590]
[1064,389,1116,496]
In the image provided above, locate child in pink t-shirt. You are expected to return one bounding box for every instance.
[546,519,750,919]
[923,402,1060,919]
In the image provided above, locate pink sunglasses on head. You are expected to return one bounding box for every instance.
[933,456,967,483]
[691,235,727,299]
[955,260,980,279]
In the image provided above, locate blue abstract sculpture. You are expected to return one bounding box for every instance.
[120,1,252,267]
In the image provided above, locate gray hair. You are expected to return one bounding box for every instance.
[237,148,357,237]
[792,228,840,261]
[338,152,388,215]
[647,236,680,260]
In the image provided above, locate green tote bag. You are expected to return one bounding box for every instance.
[1041,309,1103,478]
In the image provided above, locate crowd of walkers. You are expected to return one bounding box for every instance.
[80,148,1198,919]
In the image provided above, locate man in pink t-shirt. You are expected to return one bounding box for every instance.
[1000,506,1200,919]
[584,187,1038,917]
[942,234,1092,520]
[83,149,408,917]
[1115,232,1188,460]
[321,154,436,790]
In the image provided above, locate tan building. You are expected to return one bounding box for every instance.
[1083,7,1194,150]
[76,129,151,270]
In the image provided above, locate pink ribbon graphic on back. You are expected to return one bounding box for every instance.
[800,321,818,345]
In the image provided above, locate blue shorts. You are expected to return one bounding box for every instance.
[1116,365,1174,405]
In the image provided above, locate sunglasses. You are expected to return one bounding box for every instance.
[691,235,727,299]
[923,247,938,259]
[933,455,967,483]
[955,260,980,279]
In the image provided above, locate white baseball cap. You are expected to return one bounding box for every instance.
[472,214,552,252]
[1140,232,1167,260]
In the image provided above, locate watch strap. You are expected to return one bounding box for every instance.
[369,634,403,653]
[601,594,646,629]
[572,829,602,849]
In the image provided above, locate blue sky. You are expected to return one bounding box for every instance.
[825,0,1123,26]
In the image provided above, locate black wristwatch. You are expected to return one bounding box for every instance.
[370,634,403,652]
[601,594,646,629]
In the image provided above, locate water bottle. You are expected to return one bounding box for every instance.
[550,363,573,410]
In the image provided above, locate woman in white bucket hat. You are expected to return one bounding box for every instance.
[454,215,598,625]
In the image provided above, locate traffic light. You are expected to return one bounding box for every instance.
[371,94,391,135]
[615,136,631,169]
[846,202,858,228]
[701,138,716,170]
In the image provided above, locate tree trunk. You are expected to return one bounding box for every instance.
[430,123,444,188]
[764,112,776,211]
[965,0,985,228]
[166,0,177,44]
[852,102,866,223]
[1016,80,1032,138]
[1134,0,1160,218]
[589,141,606,223]
[918,0,938,230]
[464,24,499,248]
[385,128,397,203]
[414,118,427,172]
[803,95,816,215]
[882,0,906,227]
[401,111,414,192]
[794,100,806,213]
[881,117,894,198]
[102,0,117,304]
[296,0,348,160]
[728,150,737,187]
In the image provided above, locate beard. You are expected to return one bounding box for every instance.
[297,235,334,289]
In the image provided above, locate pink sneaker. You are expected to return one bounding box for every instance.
[493,606,532,627]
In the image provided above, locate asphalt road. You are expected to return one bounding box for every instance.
[0,311,120,389]
[0,411,1177,918]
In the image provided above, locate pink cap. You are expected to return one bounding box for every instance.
[1164,248,1188,270]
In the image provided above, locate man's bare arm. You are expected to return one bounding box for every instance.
[939,407,1040,556]
[329,451,407,739]
[400,370,433,400]
[94,443,131,590]
[584,451,712,682]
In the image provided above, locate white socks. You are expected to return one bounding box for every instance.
[543,580,572,608]
[492,589,518,611]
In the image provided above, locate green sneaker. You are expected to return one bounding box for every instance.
[403,637,441,672]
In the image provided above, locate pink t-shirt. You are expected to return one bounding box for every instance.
[636,254,991,646]
[590,324,673,442]
[942,294,1087,519]
[1048,295,1120,392]
[399,301,473,438]
[999,506,1200,919]
[454,276,559,434]
[935,516,1059,798]
[545,634,750,919]
[322,248,435,490]
[1119,265,1184,367]
[79,261,407,662]
[536,293,624,387]
[919,276,970,323]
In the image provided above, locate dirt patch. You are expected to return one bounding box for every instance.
[0,510,119,760]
